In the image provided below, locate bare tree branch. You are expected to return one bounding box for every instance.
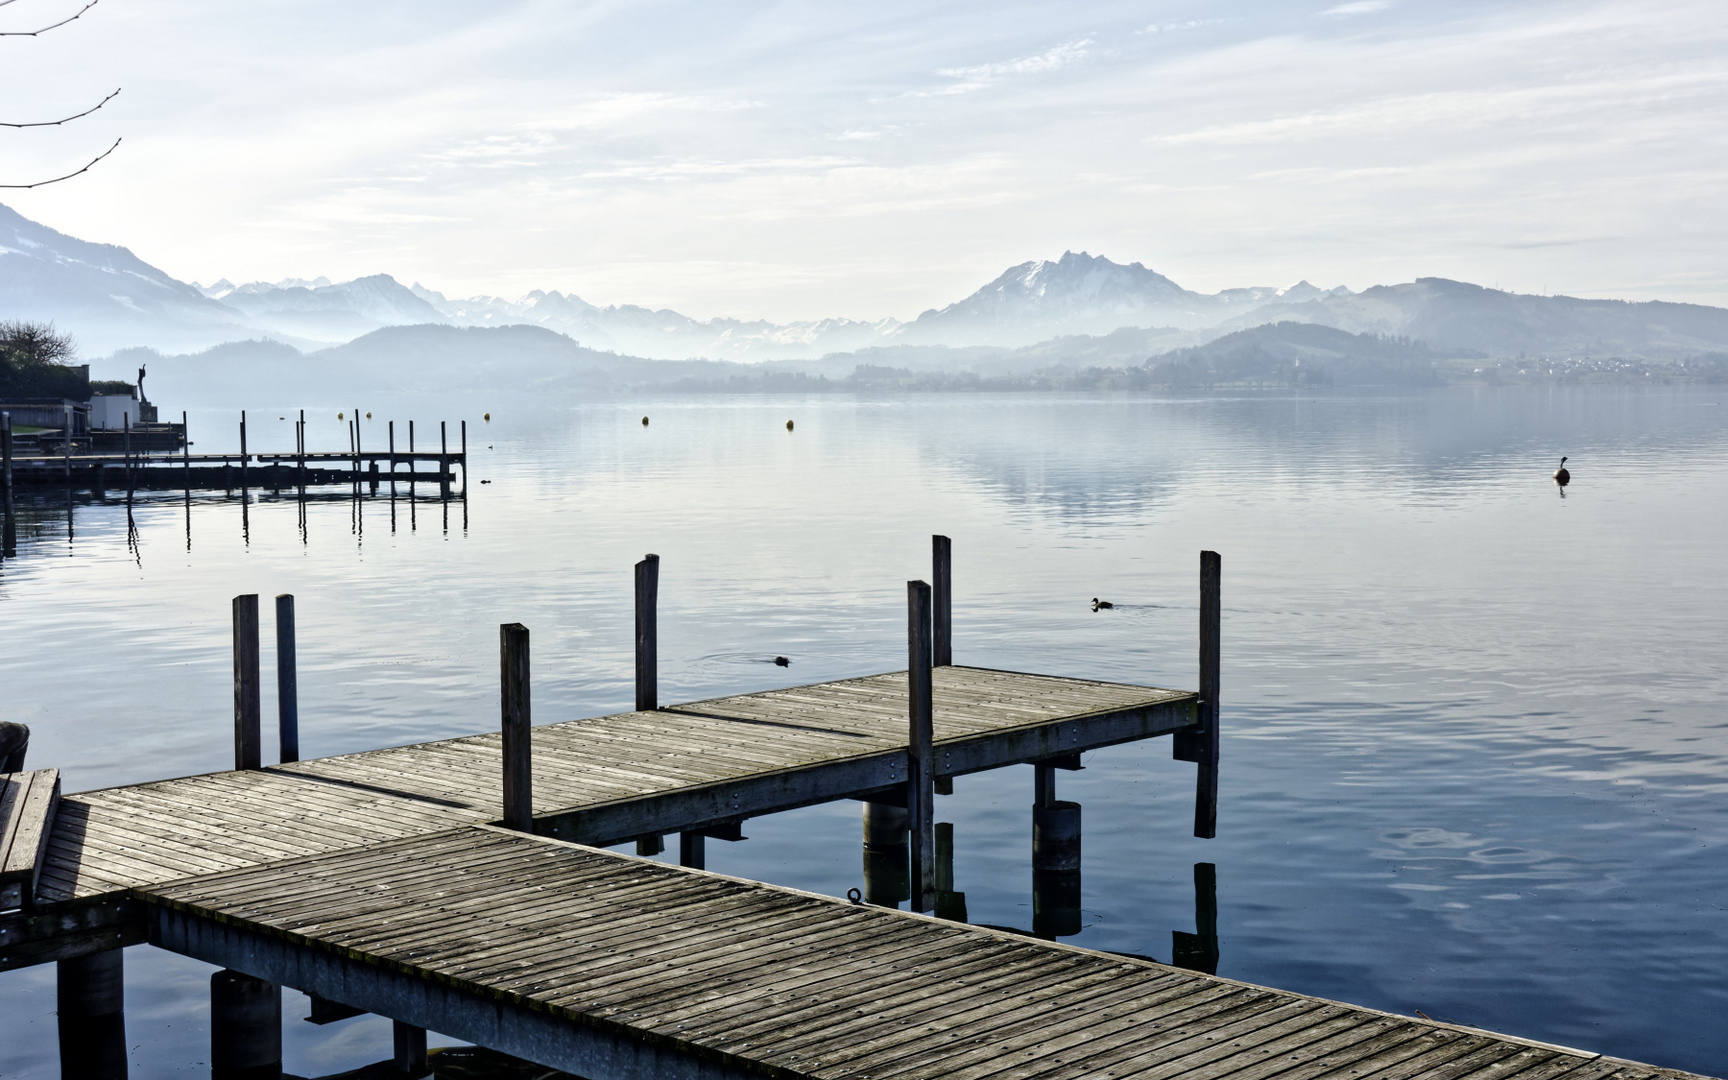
[0,136,120,188]
[0,0,99,36]
[0,87,119,128]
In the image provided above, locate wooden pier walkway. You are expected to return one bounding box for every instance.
[142,826,1714,1080]
[20,665,1190,910]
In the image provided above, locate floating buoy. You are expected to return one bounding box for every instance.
[1553,456,1570,486]
[1092,598,1114,611]
[786,420,794,431]
[642,416,650,426]
[484,413,491,422]
[337,412,344,420]
[365,411,371,419]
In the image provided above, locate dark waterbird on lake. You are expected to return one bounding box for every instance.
[774,656,791,666]
[1092,598,1113,611]
[1554,456,1571,486]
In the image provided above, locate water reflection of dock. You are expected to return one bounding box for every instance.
[1,543,1706,1080]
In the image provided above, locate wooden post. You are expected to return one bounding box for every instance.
[500,623,532,831]
[123,415,133,501]
[1,411,14,557]
[239,410,248,493]
[408,419,415,494]
[932,535,952,666]
[210,969,280,1078]
[388,420,396,495]
[57,948,127,1080]
[460,419,467,493]
[275,594,299,764]
[906,579,935,912]
[182,410,191,485]
[635,554,660,711]
[393,1020,429,1076]
[63,404,72,478]
[440,420,449,498]
[679,831,705,870]
[1196,550,1221,838]
[232,594,262,770]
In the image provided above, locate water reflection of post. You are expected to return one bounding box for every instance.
[1032,761,1082,939]
[934,821,966,921]
[1171,862,1220,975]
[57,948,127,1079]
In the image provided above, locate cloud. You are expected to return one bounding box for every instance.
[922,38,1094,96]
[1321,1,1391,15]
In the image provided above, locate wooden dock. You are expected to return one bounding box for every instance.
[142,825,1710,1080]
[0,546,1712,1080]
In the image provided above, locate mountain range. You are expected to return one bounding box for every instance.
[6,201,1728,367]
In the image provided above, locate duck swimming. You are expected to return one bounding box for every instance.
[1092,598,1113,611]
[1554,456,1570,486]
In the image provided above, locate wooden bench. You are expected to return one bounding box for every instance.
[1,769,60,911]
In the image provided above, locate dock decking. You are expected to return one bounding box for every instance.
[142,825,1709,1080]
[16,666,1190,929]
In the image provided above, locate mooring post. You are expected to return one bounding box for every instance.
[907,579,936,913]
[275,594,298,764]
[934,820,967,921]
[64,403,72,478]
[440,420,449,499]
[861,800,910,906]
[1196,550,1221,838]
[393,1020,429,1077]
[1,411,13,559]
[388,420,396,495]
[239,410,248,495]
[500,622,532,831]
[1031,773,1082,939]
[183,409,191,484]
[123,415,133,502]
[210,969,280,1080]
[932,534,952,666]
[232,594,262,770]
[679,830,705,870]
[636,553,660,711]
[460,418,467,493]
[58,947,128,1080]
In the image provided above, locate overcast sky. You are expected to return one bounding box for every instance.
[5,0,1725,320]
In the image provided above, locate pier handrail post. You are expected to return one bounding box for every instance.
[1195,550,1221,838]
[232,594,262,770]
[907,579,936,912]
[275,594,299,764]
[635,554,660,711]
[932,535,952,666]
[500,622,532,831]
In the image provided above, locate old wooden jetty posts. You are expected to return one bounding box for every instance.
[0,543,1714,1080]
[0,409,467,497]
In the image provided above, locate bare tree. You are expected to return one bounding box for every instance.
[1,0,120,188]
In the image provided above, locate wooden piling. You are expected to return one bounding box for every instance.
[1,411,13,558]
[393,1020,429,1077]
[232,595,262,770]
[1196,550,1221,838]
[460,419,467,493]
[500,623,532,832]
[63,404,72,478]
[907,579,935,913]
[636,554,660,712]
[210,969,280,1078]
[440,421,449,498]
[57,948,127,1080]
[122,416,133,501]
[679,831,705,870]
[388,420,396,496]
[238,411,248,494]
[275,595,298,764]
[932,535,952,666]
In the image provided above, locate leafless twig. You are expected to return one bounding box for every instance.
[0,0,99,36]
[0,136,120,188]
[0,87,119,128]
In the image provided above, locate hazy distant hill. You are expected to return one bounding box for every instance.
[1144,322,1448,388]
[8,202,1728,365]
[0,203,249,354]
[1239,278,1728,359]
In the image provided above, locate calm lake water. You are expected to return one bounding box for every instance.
[2,386,1725,1078]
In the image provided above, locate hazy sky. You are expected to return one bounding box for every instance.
[5,0,1725,320]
